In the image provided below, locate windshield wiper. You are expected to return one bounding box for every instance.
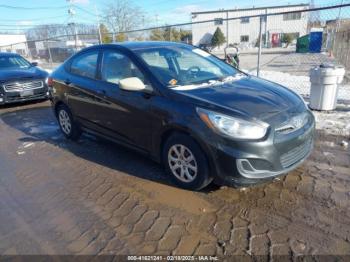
[219,73,245,83]
[170,74,245,90]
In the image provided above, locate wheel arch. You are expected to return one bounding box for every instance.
[54,100,66,117]
[158,126,217,178]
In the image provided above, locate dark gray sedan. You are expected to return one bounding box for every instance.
[49,42,315,190]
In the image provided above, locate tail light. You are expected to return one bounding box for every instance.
[47,77,54,87]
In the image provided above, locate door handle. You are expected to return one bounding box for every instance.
[97,89,106,96]
[142,92,153,99]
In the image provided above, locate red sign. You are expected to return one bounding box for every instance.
[271,33,280,47]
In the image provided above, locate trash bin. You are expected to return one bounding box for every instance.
[309,63,345,110]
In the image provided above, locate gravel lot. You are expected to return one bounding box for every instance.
[0,100,349,257]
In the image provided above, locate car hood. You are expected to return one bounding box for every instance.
[171,75,305,124]
[0,67,48,82]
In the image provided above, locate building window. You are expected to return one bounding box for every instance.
[240,17,250,24]
[214,18,223,25]
[283,12,301,21]
[240,35,249,42]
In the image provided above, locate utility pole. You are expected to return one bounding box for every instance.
[226,10,229,48]
[264,8,267,47]
[141,15,145,40]
[67,0,78,50]
[94,4,102,44]
[257,15,263,77]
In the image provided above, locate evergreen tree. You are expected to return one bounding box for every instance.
[211,27,226,48]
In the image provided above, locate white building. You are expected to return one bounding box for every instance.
[0,34,28,55]
[191,4,309,49]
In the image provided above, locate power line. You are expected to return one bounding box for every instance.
[0,29,27,32]
[0,3,349,44]
[0,4,68,10]
[0,24,67,27]
[73,5,99,17]
[0,23,73,32]
[0,15,67,22]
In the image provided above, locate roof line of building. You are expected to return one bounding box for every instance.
[191,3,309,15]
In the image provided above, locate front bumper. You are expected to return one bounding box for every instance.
[209,112,315,187]
[0,87,49,105]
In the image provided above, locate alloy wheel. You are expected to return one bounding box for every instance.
[58,110,72,135]
[168,144,198,183]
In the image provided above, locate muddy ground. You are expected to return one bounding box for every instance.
[0,101,349,258]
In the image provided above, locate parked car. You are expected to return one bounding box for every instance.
[0,52,49,105]
[49,42,315,190]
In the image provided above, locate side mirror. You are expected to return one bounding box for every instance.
[119,77,145,92]
[31,62,38,66]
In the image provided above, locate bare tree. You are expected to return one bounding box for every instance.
[102,0,146,40]
[26,24,98,41]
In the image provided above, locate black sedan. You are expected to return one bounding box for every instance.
[0,52,49,105]
[49,42,315,190]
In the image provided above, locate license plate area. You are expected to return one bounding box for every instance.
[20,90,34,97]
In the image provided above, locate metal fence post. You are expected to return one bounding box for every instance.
[25,41,32,60]
[257,16,263,77]
[46,40,53,68]
[169,26,171,41]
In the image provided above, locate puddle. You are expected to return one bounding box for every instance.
[29,125,58,134]
[125,180,217,215]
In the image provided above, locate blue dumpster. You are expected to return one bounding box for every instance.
[309,31,322,53]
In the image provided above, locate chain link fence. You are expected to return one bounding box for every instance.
[1,4,349,102]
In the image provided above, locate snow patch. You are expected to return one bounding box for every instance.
[249,70,350,101]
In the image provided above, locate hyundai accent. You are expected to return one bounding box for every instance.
[49,42,315,190]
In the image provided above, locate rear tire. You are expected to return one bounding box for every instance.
[56,104,81,141]
[162,133,213,190]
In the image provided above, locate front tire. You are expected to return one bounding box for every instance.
[162,133,212,190]
[56,104,81,140]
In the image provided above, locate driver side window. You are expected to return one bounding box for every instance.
[101,50,147,85]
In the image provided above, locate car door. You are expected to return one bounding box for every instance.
[96,48,154,151]
[66,49,112,132]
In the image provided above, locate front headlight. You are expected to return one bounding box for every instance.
[197,108,269,140]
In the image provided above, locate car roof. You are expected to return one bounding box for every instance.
[97,41,192,51]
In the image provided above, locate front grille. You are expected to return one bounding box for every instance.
[276,112,309,134]
[280,139,312,168]
[3,80,43,92]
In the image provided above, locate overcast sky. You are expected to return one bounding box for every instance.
[0,0,346,31]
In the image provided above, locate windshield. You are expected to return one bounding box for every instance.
[134,45,240,87]
[0,55,32,70]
